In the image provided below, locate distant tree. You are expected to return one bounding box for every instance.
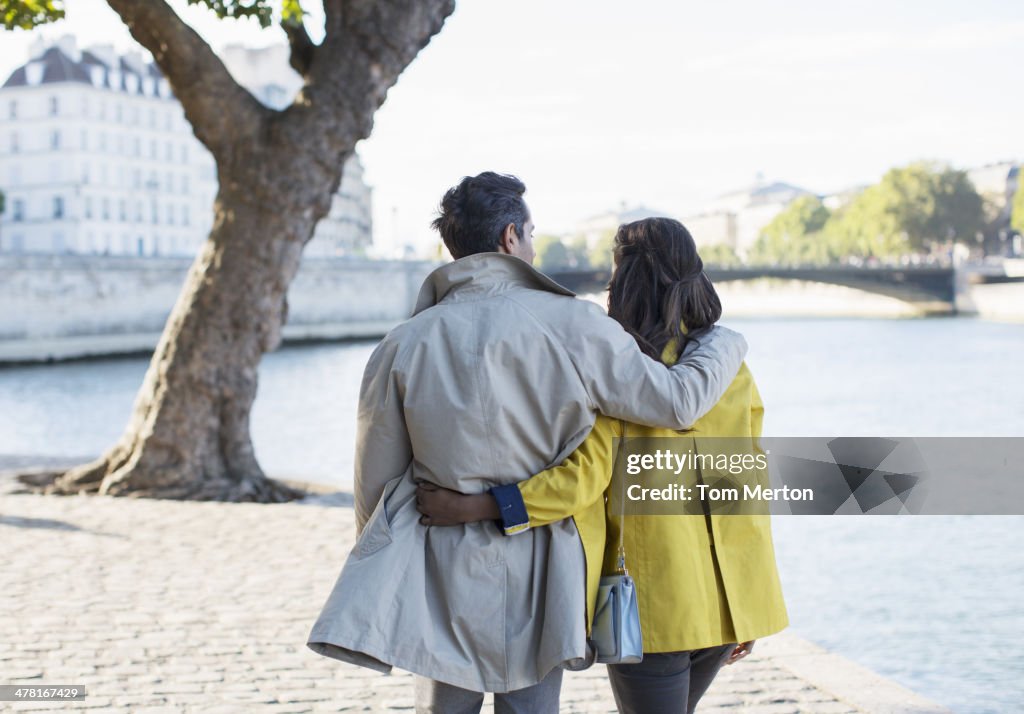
[587,229,616,269]
[750,195,831,265]
[566,235,591,269]
[698,243,740,266]
[1013,181,1024,237]
[535,234,570,270]
[1,0,454,501]
[824,163,984,260]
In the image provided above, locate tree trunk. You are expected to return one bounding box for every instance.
[26,0,455,502]
[48,159,338,501]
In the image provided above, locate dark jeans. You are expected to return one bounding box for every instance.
[606,644,735,714]
[413,667,563,714]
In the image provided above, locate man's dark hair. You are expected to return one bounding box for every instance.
[431,172,528,259]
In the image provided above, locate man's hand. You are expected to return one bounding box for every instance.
[416,482,500,526]
[724,640,755,665]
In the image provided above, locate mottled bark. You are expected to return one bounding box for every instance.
[44,0,455,501]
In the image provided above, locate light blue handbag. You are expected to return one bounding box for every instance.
[591,423,644,664]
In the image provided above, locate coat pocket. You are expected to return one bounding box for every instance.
[356,473,406,557]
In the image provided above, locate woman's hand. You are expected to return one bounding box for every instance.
[416,482,501,526]
[724,640,755,665]
[724,639,757,663]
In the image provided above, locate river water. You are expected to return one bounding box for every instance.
[1,315,1022,712]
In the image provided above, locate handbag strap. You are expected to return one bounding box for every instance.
[614,420,629,576]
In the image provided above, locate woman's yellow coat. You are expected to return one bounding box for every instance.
[517,354,789,652]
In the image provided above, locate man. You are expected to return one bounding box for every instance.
[307,172,748,713]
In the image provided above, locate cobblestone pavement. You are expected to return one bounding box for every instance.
[0,487,932,713]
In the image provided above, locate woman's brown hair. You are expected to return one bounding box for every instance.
[607,217,722,361]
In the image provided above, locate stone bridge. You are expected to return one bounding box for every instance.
[547,265,971,314]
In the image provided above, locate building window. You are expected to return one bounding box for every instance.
[132,169,141,189]
[182,174,190,194]
[135,201,143,222]
[12,199,24,221]
[10,132,19,153]
[85,197,93,219]
[180,145,188,163]
[51,130,60,149]
[119,199,127,222]
[115,103,123,122]
[49,96,58,116]
[99,132,107,151]
[182,205,190,226]
[149,108,156,128]
[151,199,159,224]
[166,171,173,191]
[102,198,110,220]
[53,196,64,219]
[167,204,175,225]
[133,137,140,157]
[7,100,15,119]
[150,140,157,159]
[81,164,90,184]
[81,129,88,150]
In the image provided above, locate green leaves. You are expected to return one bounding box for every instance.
[185,0,273,28]
[1,1,65,30]
[182,0,305,29]
[281,0,305,27]
[751,163,986,265]
[0,0,304,31]
[1011,178,1024,237]
[750,196,832,265]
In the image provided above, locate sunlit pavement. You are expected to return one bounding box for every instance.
[0,483,944,713]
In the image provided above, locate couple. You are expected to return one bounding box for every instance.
[307,172,787,713]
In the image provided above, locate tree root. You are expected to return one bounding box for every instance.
[17,458,308,504]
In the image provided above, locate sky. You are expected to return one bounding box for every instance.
[1,0,1022,255]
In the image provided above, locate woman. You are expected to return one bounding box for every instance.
[417,217,788,713]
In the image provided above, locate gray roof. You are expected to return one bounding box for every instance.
[2,45,164,93]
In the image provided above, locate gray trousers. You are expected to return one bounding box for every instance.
[413,667,563,714]
[606,644,735,714]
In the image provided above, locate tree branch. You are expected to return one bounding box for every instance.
[283,20,316,76]
[104,0,267,162]
[302,0,454,151]
[323,0,344,39]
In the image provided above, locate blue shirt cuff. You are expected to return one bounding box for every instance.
[489,483,530,536]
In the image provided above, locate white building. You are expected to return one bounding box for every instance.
[682,180,814,256]
[575,203,672,250]
[0,36,372,257]
[0,36,217,256]
[967,161,1019,222]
